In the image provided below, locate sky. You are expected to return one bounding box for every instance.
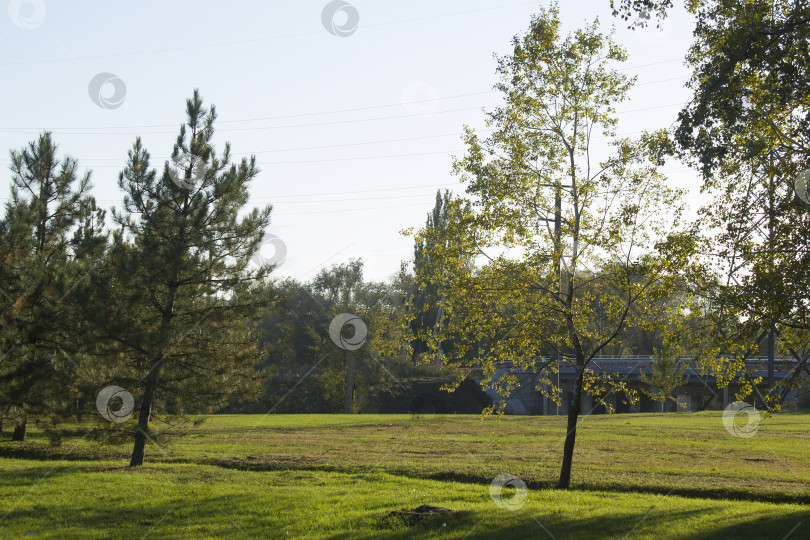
[0,0,700,283]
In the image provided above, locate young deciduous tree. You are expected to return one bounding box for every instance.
[409,7,686,489]
[640,340,688,412]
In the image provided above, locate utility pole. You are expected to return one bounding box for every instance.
[554,181,562,294]
[554,181,562,415]
[767,322,775,389]
[766,155,776,391]
[344,350,355,414]
[556,355,560,416]
[434,295,446,371]
[402,319,410,363]
[535,176,567,416]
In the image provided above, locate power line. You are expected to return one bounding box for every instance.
[0,100,689,137]
[634,75,688,86]
[252,202,439,216]
[620,58,684,71]
[0,0,543,68]
[0,181,463,204]
[0,72,688,134]
[0,106,491,135]
[0,149,465,169]
[249,193,436,205]
[254,182,461,199]
[26,131,491,162]
[0,114,693,170]
[0,164,697,205]
[0,91,497,131]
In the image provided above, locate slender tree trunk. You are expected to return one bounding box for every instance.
[131,286,176,467]
[557,369,584,489]
[12,419,27,442]
[130,366,160,466]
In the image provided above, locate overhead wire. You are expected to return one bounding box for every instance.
[0,76,689,134]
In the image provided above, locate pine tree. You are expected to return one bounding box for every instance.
[0,132,102,440]
[89,90,272,466]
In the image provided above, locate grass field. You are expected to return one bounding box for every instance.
[1,411,808,538]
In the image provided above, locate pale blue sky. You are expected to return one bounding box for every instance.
[0,0,699,281]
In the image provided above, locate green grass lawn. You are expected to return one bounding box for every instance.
[1,411,808,538]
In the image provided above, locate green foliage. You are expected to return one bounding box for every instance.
[667,0,810,410]
[675,0,810,177]
[408,5,685,400]
[403,190,473,366]
[582,369,638,413]
[252,259,409,413]
[406,6,688,487]
[0,132,105,436]
[610,0,674,27]
[78,90,273,463]
[640,343,688,411]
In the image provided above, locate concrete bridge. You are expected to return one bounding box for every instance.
[481,356,804,415]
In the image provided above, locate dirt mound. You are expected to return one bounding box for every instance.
[389,505,459,517]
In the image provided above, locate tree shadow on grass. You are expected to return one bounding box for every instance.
[2,493,294,538]
[5,438,808,506]
[176,459,810,506]
[361,506,810,540]
[688,518,806,540]
[2,488,808,539]
[0,439,125,462]
[0,462,122,489]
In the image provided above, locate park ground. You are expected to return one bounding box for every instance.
[0,411,808,538]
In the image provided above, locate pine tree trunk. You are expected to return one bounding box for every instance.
[130,367,160,467]
[131,288,176,467]
[557,369,584,489]
[12,420,27,441]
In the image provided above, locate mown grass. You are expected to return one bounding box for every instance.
[2,459,808,539]
[1,411,808,538]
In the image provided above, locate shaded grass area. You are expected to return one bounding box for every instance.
[2,411,809,504]
[0,459,808,539]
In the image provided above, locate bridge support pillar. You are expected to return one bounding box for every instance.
[676,394,691,412]
[604,393,617,413]
[581,393,593,414]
